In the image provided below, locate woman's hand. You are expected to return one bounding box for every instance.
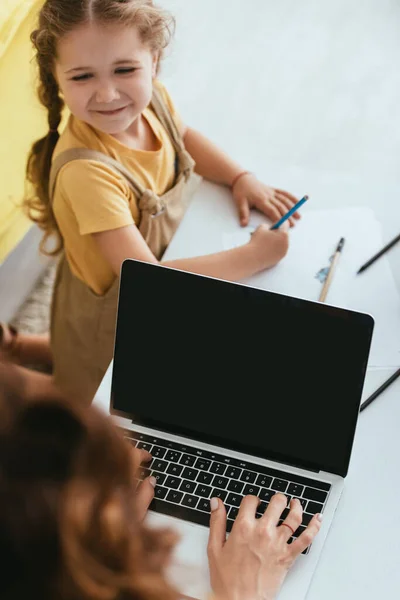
[131,447,156,522]
[208,493,322,600]
[232,173,300,228]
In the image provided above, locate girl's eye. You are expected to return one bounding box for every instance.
[71,73,93,82]
[115,67,137,75]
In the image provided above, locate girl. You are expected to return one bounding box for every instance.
[0,357,322,600]
[3,0,299,403]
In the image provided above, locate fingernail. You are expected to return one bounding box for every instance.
[149,476,157,488]
[317,513,323,522]
[210,497,219,512]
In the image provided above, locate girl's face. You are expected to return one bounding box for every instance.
[55,23,158,136]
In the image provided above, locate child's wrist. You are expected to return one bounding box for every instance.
[230,170,252,190]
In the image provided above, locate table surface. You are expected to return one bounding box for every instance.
[94,174,400,598]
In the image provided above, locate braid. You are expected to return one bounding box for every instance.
[24,48,65,255]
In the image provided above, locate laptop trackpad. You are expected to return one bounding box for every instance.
[146,511,211,599]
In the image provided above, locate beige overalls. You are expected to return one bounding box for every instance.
[48,88,201,404]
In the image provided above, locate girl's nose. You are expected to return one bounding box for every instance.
[95,82,120,104]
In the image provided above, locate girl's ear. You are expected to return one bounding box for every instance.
[152,52,159,78]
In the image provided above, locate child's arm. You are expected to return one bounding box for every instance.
[92,221,288,283]
[183,127,300,228]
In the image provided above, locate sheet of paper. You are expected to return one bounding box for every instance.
[223,207,400,367]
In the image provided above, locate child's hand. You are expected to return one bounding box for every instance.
[232,173,300,227]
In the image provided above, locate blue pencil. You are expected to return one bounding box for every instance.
[270,195,309,230]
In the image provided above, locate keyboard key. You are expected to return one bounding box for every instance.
[180,480,197,494]
[211,488,228,502]
[165,476,181,489]
[256,501,268,516]
[281,508,289,520]
[198,499,211,513]
[195,484,213,498]
[182,467,199,481]
[227,480,244,493]
[137,441,153,452]
[166,490,184,504]
[166,463,184,477]
[212,476,229,490]
[240,470,257,484]
[303,487,327,503]
[302,512,313,526]
[151,446,167,459]
[243,484,260,497]
[154,485,168,499]
[152,459,168,473]
[182,494,199,509]
[306,501,323,514]
[256,474,273,488]
[226,493,243,507]
[293,497,308,510]
[259,488,274,502]
[294,524,306,538]
[228,506,239,520]
[226,519,235,533]
[165,450,182,463]
[197,472,213,485]
[210,462,227,475]
[287,483,304,496]
[152,472,167,486]
[194,458,212,471]
[180,454,196,467]
[226,466,242,479]
[271,478,288,493]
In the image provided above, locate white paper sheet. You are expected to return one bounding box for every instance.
[223,207,400,367]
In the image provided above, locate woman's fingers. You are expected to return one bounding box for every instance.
[208,498,228,558]
[261,493,288,526]
[289,513,323,556]
[279,498,303,540]
[236,495,260,522]
[135,476,156,522]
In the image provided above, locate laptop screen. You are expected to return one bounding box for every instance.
[111,260,374,478]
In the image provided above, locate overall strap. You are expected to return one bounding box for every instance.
[49,147,145,202]
[150,86,185,154]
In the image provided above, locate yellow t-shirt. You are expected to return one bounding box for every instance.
[52,80,182,295]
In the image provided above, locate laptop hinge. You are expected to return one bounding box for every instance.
[130,422,321,474]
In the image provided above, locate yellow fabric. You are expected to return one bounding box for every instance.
[52,80,182,295]
[0,0,45,262]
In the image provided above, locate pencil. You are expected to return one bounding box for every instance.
[270,195,308,230]
[360,367,400,412]
[318,237,345,303]
[357,232,400,274]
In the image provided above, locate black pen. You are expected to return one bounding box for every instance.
[360,367,400,412]
[357,232,400,274]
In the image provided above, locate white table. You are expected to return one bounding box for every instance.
[94,176,400,598]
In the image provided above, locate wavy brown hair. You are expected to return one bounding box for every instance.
[24,0,175,255]
[0,359,179,600]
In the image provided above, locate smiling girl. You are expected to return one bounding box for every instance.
[4,0,299,403]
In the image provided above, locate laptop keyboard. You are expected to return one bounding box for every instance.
[125,429,331,553]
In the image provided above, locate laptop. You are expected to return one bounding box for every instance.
[110,259,374,600]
